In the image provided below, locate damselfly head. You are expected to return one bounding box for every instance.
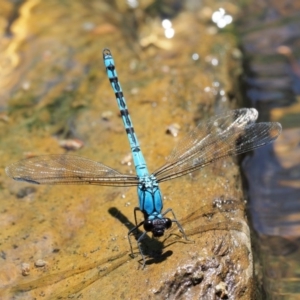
[144,218,172,237]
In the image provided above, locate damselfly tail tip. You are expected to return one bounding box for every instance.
[103,48,111,58]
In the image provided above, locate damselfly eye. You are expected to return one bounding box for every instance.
[144,220,153,232]
[165,218,172,229]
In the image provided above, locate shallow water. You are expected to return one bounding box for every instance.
[238,1,300,298]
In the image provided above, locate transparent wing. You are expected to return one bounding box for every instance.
[153,108,282,182]
[6,155,139,186]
